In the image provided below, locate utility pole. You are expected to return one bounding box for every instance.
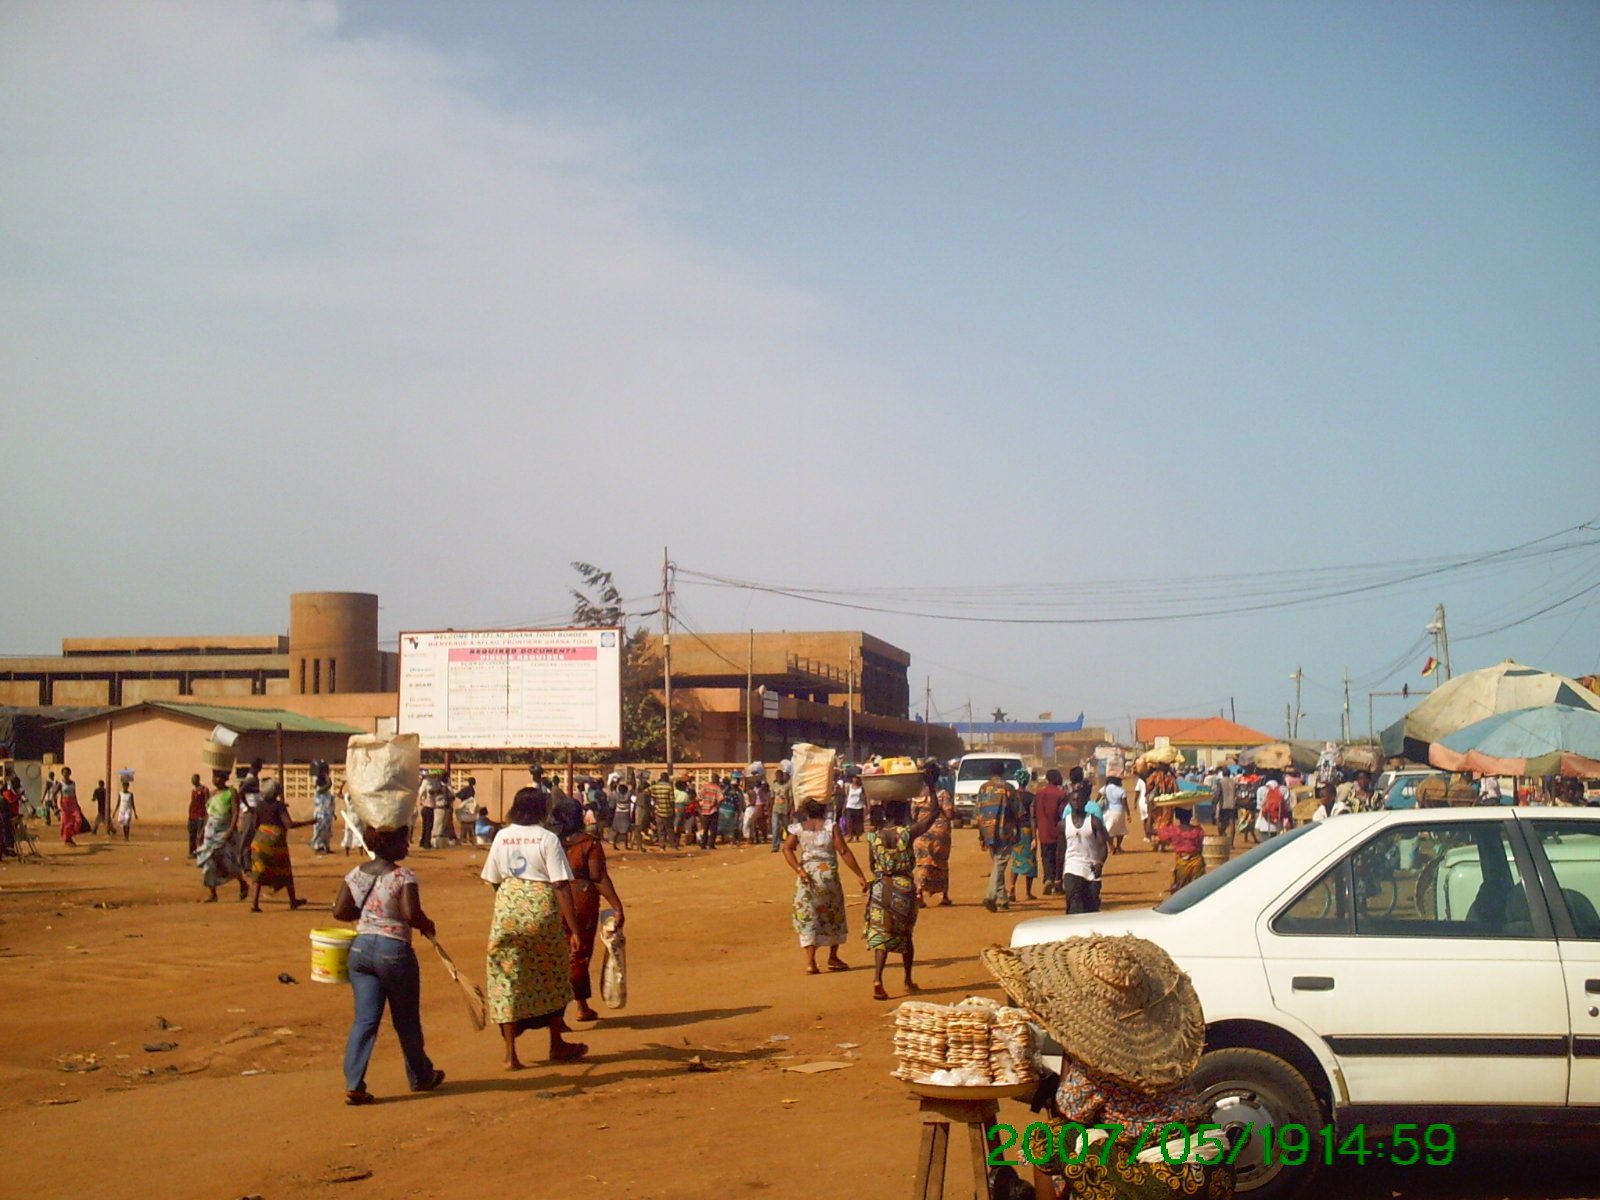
[1229,697,1236,724]
[1285,703,1292,740]
[661,547,673,775]
[745,628,754,764]
[923,676,931,757]
[846,648,856,763]
[1342,667,1352,743]
[1425,603,1454,689]
[1290,667,1303,739]
[1437,603,1453,680]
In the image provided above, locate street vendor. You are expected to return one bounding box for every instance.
[982,935,1232,1200]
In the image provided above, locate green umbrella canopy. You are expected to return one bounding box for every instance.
[1380,660,1600,762]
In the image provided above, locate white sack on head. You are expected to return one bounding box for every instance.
[790,743,837,804]
[345,733,421,832]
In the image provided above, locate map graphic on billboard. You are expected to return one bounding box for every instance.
[397,627,623,750]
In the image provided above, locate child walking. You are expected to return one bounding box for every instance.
[116,784,137,840]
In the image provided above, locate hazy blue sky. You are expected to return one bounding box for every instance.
[5,1,1598,741]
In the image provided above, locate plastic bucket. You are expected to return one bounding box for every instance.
[310,928,357,984]
[1201,835,1232,871]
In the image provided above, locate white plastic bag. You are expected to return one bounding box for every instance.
[344,733,421,832]
[789,743,837,806]
[598,909,627,1010]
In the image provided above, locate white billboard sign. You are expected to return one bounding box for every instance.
[397,627,623,750]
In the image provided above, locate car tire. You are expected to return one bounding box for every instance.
[1190,1047,1322,1200]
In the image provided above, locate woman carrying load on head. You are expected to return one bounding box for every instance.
[782,798,868,975]
[197,766,250,903]
[982,935,1232,1200]
[482,787,588,1070]
[331,824,445,1105]
[550,798,625,1025]
[863,795,938,1001]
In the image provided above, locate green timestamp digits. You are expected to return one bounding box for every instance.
[1256,1122,1456,1167]
[985,1121,1457,1169]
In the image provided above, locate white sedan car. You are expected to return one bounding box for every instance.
[1010,808,1600,1198]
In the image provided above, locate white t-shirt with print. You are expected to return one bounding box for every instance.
[481,823,575,886]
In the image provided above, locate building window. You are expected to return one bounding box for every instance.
[329,659,337,693]
[299,660,306,693]
[312,659,321,694]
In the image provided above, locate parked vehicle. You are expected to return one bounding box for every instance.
[951,752,1026,826]
[1010,808,1600,1198]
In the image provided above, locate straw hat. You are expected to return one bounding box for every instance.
[981,935,1204,1092]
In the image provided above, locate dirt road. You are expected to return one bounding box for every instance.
[2,821,1594,1199]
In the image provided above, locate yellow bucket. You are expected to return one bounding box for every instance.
[310,927,357,984]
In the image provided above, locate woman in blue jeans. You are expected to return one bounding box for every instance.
[331,826,446,1105]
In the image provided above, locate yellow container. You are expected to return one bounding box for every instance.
[310,927,357,984]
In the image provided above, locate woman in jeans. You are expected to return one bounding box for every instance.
[331,826,446,1105]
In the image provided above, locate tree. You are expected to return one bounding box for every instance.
[569,562,695,763]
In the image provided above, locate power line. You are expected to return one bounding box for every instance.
[678,520,1600,627]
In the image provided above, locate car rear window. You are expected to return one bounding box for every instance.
[1155,824,1317,914]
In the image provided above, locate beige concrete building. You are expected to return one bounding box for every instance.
[5,596,962,820]
[641,630,961,763]
[0,592,397,707]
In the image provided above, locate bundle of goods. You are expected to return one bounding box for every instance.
[891,997,1038,1087]
[345,732,421,831]
[789,743,837,805]
[1150,793,1193,808]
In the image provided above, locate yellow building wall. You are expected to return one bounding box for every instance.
[0,680,42,705]
[53,679,111,706]
[190,678,257,698]
[64,714,363,823]
[122,678,184,703]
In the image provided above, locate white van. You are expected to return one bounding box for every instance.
[951,752,1026,826]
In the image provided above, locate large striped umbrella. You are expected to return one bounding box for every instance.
[1428,704,1600,778]
[1381,660,1600,762]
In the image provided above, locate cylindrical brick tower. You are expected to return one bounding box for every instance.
[289,592,379,695]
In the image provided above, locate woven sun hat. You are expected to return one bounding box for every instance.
[981,935,1204,1093]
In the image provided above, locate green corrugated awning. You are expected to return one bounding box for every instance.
[53,701,363,735]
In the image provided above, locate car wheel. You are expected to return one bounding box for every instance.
[1190,1047,1322,1200]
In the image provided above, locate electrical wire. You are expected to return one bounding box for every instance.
[678,520,1600,627]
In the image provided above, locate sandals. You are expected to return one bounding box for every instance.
[872,984,890,1001]
[345,1088,376,1106]
[826,959,850,972]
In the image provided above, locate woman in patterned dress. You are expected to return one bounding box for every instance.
[552,798,625,1024]
[481,788,587,1070]
[781,799,867,975]
[912,765,955,907]
[864,798,938,1000]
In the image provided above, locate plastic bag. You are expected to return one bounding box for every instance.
[598,909,627,1010]
[344,733,420,832]
[789,743,837,805]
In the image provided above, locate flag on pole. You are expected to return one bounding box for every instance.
[1421,656,1437,677]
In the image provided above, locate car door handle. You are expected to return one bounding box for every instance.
[1293,976,1335,992]
[1586,979,1600,995]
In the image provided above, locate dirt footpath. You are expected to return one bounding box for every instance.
[2,822,1595,1200]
